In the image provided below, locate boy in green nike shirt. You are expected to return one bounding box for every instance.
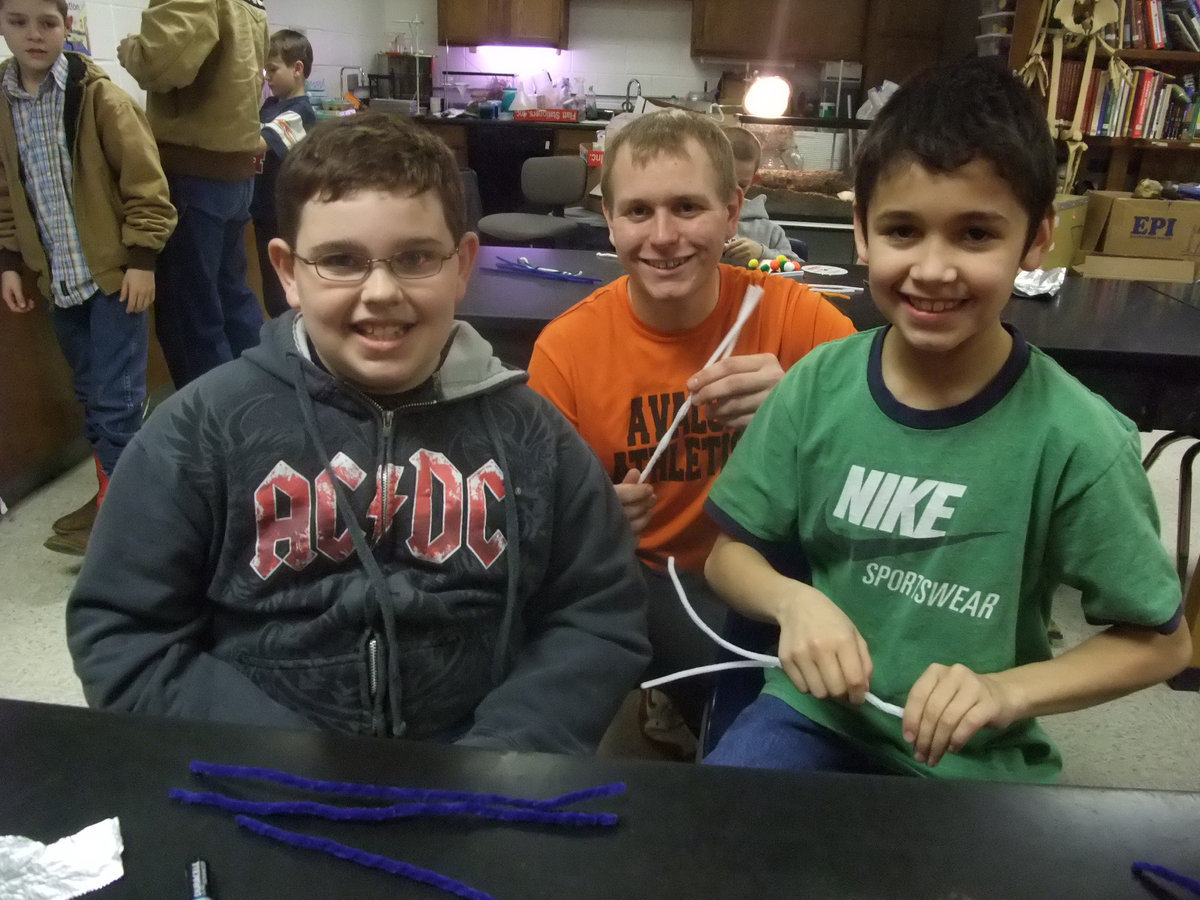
[701,57,1192,781]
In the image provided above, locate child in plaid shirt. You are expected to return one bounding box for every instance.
[0,0,175,554]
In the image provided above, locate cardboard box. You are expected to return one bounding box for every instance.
[1081,190,1200,261]
[1042,194,1088,269]
[579,143,604,167]
[513,108,579,123]
[1072,252,1200,283]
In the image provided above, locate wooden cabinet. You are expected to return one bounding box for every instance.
[420,121,469,167]
[437,0,568,49]
[1009,0,1200,191]
[861,0,949,90]
[691,0,868,61]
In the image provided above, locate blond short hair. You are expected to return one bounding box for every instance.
[600,109,736,203]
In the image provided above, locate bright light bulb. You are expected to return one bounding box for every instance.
[744,75,791,118]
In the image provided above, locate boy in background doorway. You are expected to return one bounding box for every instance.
[0,0,175,555]
[721,126,802,268]
[251,28,316,318]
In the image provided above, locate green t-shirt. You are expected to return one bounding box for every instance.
[707,327,1182,782]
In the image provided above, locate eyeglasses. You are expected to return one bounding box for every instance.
[292,247,459,283]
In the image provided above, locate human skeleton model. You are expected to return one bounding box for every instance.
[1018,0,1131,191]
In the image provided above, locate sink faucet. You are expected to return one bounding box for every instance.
[622,78,642,112]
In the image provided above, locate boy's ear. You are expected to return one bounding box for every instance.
[267,238,301,310]
[725,188,742,239]
[852,205,869,264]
[453,231,480,305]
[1020,212,1055,272]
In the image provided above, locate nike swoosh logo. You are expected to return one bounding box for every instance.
[843,530,1003,561]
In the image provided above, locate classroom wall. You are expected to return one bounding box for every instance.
[0,0,833,111]
[0,0,391,105]
[385,0,823,108]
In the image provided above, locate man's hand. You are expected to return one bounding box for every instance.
[902,663,1021,767]
[775,583,873,705]
[687,353,785,430]
[724,236,764,267]
[614,468,656,535]
[1,270,31,312]
[120,268,155,313]
[117,34,136,68]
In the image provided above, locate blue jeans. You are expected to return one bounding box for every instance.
[155,174,264,387]
[50,290,148,475]
[702,694,902,775]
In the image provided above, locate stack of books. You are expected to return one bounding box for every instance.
[1056,63,1199,139]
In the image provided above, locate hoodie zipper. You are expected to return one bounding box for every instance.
[358,391,440,736]
[366,633,386,736]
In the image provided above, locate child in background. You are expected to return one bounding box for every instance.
[722,126,802,268]
[0,0,175,555]
[118,0,269,388]
[67,113,649,752]
[702,57,1191,781]
[251,28,316,318]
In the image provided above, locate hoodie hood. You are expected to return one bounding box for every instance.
[240,311,527,407]
[740,193,771,222]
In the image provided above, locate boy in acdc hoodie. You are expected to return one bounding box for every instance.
[0,0,176,556]
[67,113,651,753]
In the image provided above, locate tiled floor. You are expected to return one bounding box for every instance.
[3,432,1199,790]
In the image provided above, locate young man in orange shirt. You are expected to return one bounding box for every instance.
[527,109,854,753]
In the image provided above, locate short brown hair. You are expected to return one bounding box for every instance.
[723,126,762,169]
[269,28,313,79]
[275,113,466,247]
[600,109,736,204]
[0,0,69,21]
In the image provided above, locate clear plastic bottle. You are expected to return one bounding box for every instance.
[585,85,597,120]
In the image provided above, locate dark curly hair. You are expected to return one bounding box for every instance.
[853,57,1056,249]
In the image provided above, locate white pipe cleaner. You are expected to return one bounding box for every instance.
[637,285,764,485]
[641,557,904,719]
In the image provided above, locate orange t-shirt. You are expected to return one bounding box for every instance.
[528,264,855,572]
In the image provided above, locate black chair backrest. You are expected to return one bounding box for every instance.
[521,156,587,216]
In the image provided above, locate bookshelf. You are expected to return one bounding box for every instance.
[1009,0,1200,190]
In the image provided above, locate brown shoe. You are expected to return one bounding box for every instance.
[637,688,698,761]
[44,525,90,556]
[52,492,98,535]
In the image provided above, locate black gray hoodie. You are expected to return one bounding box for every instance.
[66,313,650,753]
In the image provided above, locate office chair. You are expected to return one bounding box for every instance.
[476,155,587,247]
[1143,432,1200,585]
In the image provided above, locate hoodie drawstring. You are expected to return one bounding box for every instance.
[291,356,408,737]
[481,402,521,687]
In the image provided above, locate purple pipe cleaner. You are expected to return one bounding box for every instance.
[170,788,618,827]
[1132,861,1200,896]
[178,760,624,899]
[189,760,625,810]
[236,815,495,900]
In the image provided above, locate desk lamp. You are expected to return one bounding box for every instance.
[743,74,791,118]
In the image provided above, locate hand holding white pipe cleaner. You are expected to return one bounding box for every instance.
[636,285,764,485]
[641,557,904,719]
